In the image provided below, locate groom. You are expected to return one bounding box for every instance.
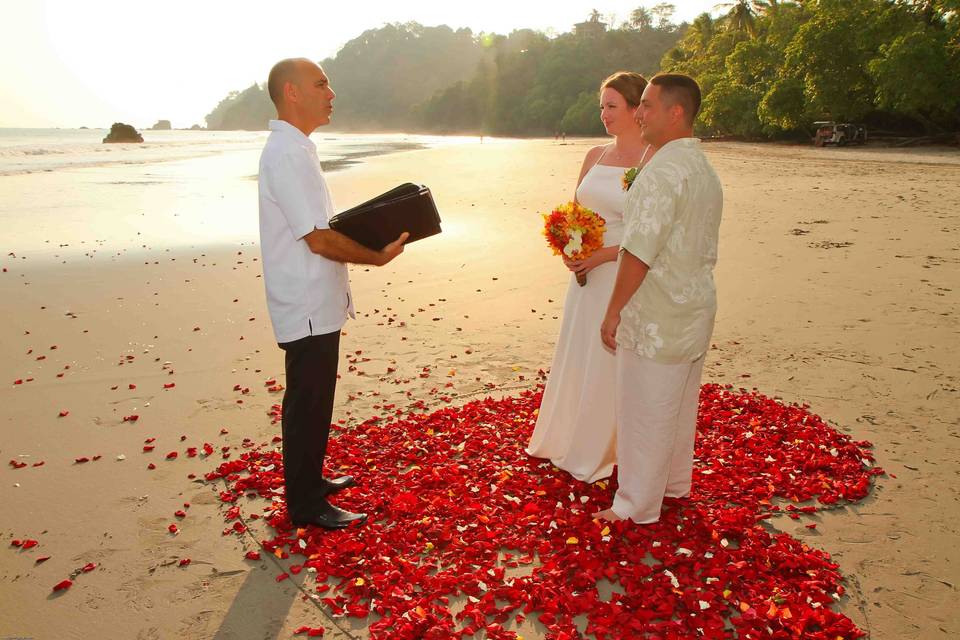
[258,58,408,529]
[598,73,723,523]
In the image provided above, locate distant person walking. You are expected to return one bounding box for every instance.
[258,58,408,529]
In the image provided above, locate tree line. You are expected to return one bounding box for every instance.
[663,0,959,138]
[204,10,683,136]
[204,1,959,138]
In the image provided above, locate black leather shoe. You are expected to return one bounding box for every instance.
[323,475,356,495]
[291,500,367,530]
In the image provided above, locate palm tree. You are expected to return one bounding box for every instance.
[713,0,770,36]
[651,3,677,30]
[688,13,718,52]
[630,7,654,31]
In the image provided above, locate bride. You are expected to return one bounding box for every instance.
[527,71,656,483]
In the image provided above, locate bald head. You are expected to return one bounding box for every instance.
[268,58,314,108]
[266,58,336,133]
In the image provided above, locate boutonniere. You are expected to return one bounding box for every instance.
[622,167,639,192]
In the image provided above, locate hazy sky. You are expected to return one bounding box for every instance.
[0,0,721,129]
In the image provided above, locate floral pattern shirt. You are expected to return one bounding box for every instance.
[618,138,723,363]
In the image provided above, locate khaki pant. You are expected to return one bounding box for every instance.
[612,350,705,523]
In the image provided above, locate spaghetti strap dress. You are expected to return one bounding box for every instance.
[526,157,628,483]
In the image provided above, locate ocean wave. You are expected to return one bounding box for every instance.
[0,146,68,157]
[0,129,454,176]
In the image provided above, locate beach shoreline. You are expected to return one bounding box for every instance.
[1,139,958,639]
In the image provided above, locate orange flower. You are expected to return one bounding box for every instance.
[542,202,606,261]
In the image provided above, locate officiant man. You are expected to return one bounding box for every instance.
[598,73,723,524]
[258,58,408,529]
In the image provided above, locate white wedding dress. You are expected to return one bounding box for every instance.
[526,158,627,483]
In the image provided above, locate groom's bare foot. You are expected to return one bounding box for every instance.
[593,508,625,522]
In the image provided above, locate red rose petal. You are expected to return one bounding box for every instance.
[200,384,880,639]
[52,579,73,592]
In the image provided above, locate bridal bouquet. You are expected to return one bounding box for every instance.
[542,202,606,286]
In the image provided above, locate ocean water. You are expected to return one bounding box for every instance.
[0,128,475,176]
[0,128,478,258]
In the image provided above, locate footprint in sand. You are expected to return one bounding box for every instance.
[809,240,854,249]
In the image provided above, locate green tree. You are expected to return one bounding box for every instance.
[204,15,681,135]
[662,0,959,137]
[782,0,885,122]
[630,7,654,31]
[757,77,808,130]
[322,23,484,130]
[868,24,960,130]
[699,78,764,136]
[651,3,677,30]
[715,0,760,36]
[205,83,273,130]
[560,91,606,135]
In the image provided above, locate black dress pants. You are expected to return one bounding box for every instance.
[278,330,340,520]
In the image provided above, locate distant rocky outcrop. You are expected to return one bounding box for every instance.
[103,123,144,143]
[150,119,172,130]
[189,124,203,130]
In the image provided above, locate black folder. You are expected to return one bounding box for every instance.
[329,183,442,251]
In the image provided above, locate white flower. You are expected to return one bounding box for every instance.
[637,323,664,358]
[634,208,663,236]
[563,228,583,257]
[667,225,686,253]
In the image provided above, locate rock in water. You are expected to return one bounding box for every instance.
[103,123,144,143]
[150,119,172,130]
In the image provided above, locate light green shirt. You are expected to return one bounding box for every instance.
[618,138,723,363]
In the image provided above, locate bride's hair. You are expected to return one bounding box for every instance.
[599,72,648,108]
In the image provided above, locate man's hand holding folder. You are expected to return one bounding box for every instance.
[329,183,442,251]
[304,229,409,266]
[377,232,410,265]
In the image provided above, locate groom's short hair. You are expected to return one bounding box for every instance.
[268,58,311,108]
[650,73,702,126]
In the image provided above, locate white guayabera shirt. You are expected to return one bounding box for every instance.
[258,120,355,344]
[618,137,723,364]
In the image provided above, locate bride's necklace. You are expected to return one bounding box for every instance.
[610,143,644,164]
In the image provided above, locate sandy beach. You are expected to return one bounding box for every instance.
[1,138,958,639]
